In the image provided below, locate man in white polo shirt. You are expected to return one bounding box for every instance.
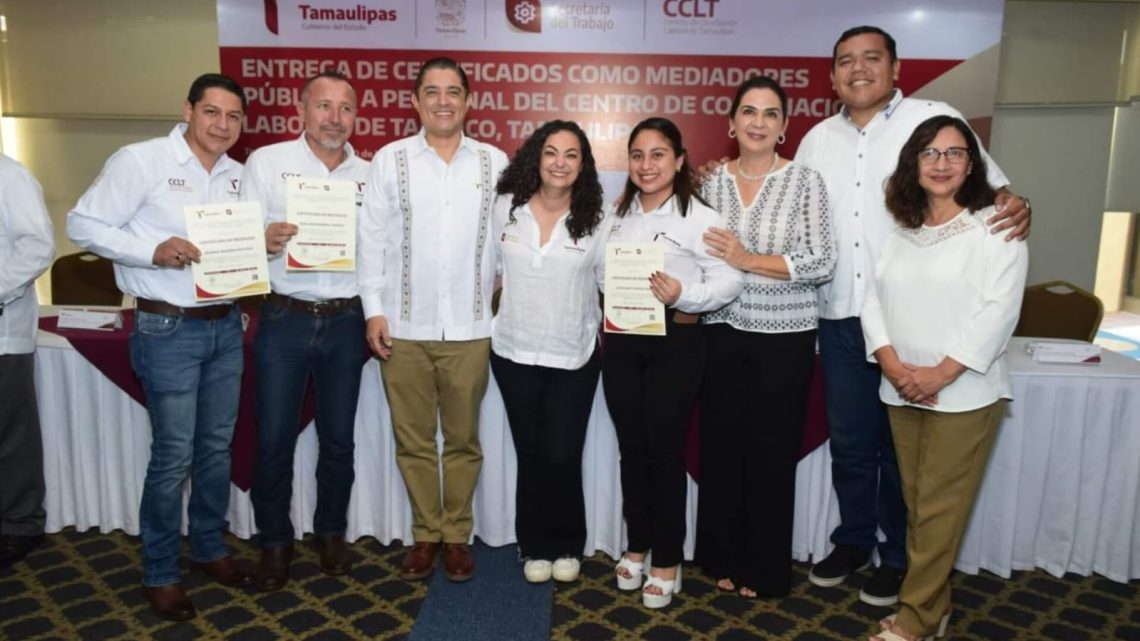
[240,70,369,590]
[67,73,253,621]
[0,155,54,570]
[358,57,508,582]
[795,26,1030,607]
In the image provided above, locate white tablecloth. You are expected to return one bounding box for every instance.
[33,331,1140,581]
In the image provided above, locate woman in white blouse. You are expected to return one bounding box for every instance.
[491,120,608,585]
[605,117,742,609]
[862,115,1027,641]
[696,76,836,599]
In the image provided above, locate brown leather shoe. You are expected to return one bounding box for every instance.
[315,536,350,576]
[255,545,293,591]
[443,543,475,582]
[399,541,441,581]
[143,584,196,621]
[195,555,254,588]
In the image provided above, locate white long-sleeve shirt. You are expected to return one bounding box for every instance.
[240,134,369,301]
[357,131,509,341]
[492,198,611,369]
[0,155,54,354]
[861,207,1028,412]
[67,124,244,308]
[605,195,742,315]
[796,90,1009,320]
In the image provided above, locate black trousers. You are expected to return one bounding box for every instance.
[0,353,46,536]
[491,349,600,560]
[696,323,816,595]
[602,320,705,568]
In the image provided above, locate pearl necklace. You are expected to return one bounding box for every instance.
[735,154,779,181]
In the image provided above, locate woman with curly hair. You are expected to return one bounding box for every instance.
[491,120,608,584]
[863,115,1027,641]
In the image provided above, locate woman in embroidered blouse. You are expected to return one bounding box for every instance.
[491,120,608,585]
[605,117,742,609]
[862,115,1027,641]
[695,75,837,599]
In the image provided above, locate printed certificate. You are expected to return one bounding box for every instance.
[184,201,271,301]
[285,177,356,271]
[603,242,666,336]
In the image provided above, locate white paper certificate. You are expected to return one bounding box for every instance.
[183,201,271,301]
[285,177,356,271]
[604,242,666,336]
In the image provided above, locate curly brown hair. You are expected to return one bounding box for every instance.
[884,115,996,229]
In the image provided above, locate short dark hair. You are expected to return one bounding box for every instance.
[187,73,247,112]
[730,75,789,119]
[301,70,356,103]
[414,57,470,96]
[615,117,708,219]
[884,115,996,229]
[832,26,898,67]
[495,120,604,241]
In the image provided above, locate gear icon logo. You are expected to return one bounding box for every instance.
[507,0,542,32]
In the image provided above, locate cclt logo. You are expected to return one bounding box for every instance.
[263,0,279,34]
[663,0,719,18]
[506,0,541,33]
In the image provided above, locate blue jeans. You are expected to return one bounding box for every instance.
[818,317,906,570]
[251,298,366,547]
[130,306,243,587]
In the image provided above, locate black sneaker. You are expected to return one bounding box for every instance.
[808,544,871,587]
[859,564,905,606]
[0,534,45,569]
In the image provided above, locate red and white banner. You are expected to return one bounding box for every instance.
[218,0,1004,170]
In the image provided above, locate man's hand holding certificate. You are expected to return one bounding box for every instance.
[604,242,667,336]
[183,201,271,301]
[285,177,356,271]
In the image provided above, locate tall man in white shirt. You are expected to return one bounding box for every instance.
[358,57,509,582]
[68,74,253,621]
[0,155,54,570]
[795,26,1030,606]
[241,70,370,590]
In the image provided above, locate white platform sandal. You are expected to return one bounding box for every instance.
[615,555,646,591]
[641,566,681,609]
[878,612,950,638]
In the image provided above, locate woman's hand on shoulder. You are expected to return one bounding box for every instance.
[703,227,748,269]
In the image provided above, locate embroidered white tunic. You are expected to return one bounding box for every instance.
[861,207,1028,412]
[358,131,509,341]
[701,162,836,333]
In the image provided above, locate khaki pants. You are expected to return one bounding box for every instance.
[380,338,490,543]
[889,400,1005,636]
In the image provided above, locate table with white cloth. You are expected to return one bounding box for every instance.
[34,323,1140,582]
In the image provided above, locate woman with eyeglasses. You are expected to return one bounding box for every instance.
[862,115,1027,641]
[605,117,742,609]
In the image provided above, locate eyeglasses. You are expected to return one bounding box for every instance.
[918,147,969,165]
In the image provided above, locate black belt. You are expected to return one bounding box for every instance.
[269,292,360,317]
[137,298,235,320]
[672,310,700,325]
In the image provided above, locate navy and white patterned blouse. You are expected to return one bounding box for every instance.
[701,161,837,333]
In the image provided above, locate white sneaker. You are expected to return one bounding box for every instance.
[523,559,552,583]
[552,557,580,582]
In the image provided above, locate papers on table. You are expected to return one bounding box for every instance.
[184,202,271,302]
[1025,341,1102,364]
[56,308,123,331]
[284,177,356,272]
[604,242,666,336]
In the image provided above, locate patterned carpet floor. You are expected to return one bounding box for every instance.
[2,529,1138,640]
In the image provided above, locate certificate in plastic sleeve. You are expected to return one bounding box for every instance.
[184,201,271,301]
[285,176,356,271]
[603,242,666,336]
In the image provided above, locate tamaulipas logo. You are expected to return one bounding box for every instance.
[262,0,398,34]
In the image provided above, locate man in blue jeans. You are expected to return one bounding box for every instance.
[241,70,370,590]
[67,74,253,621]
[795,26,1030,606]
